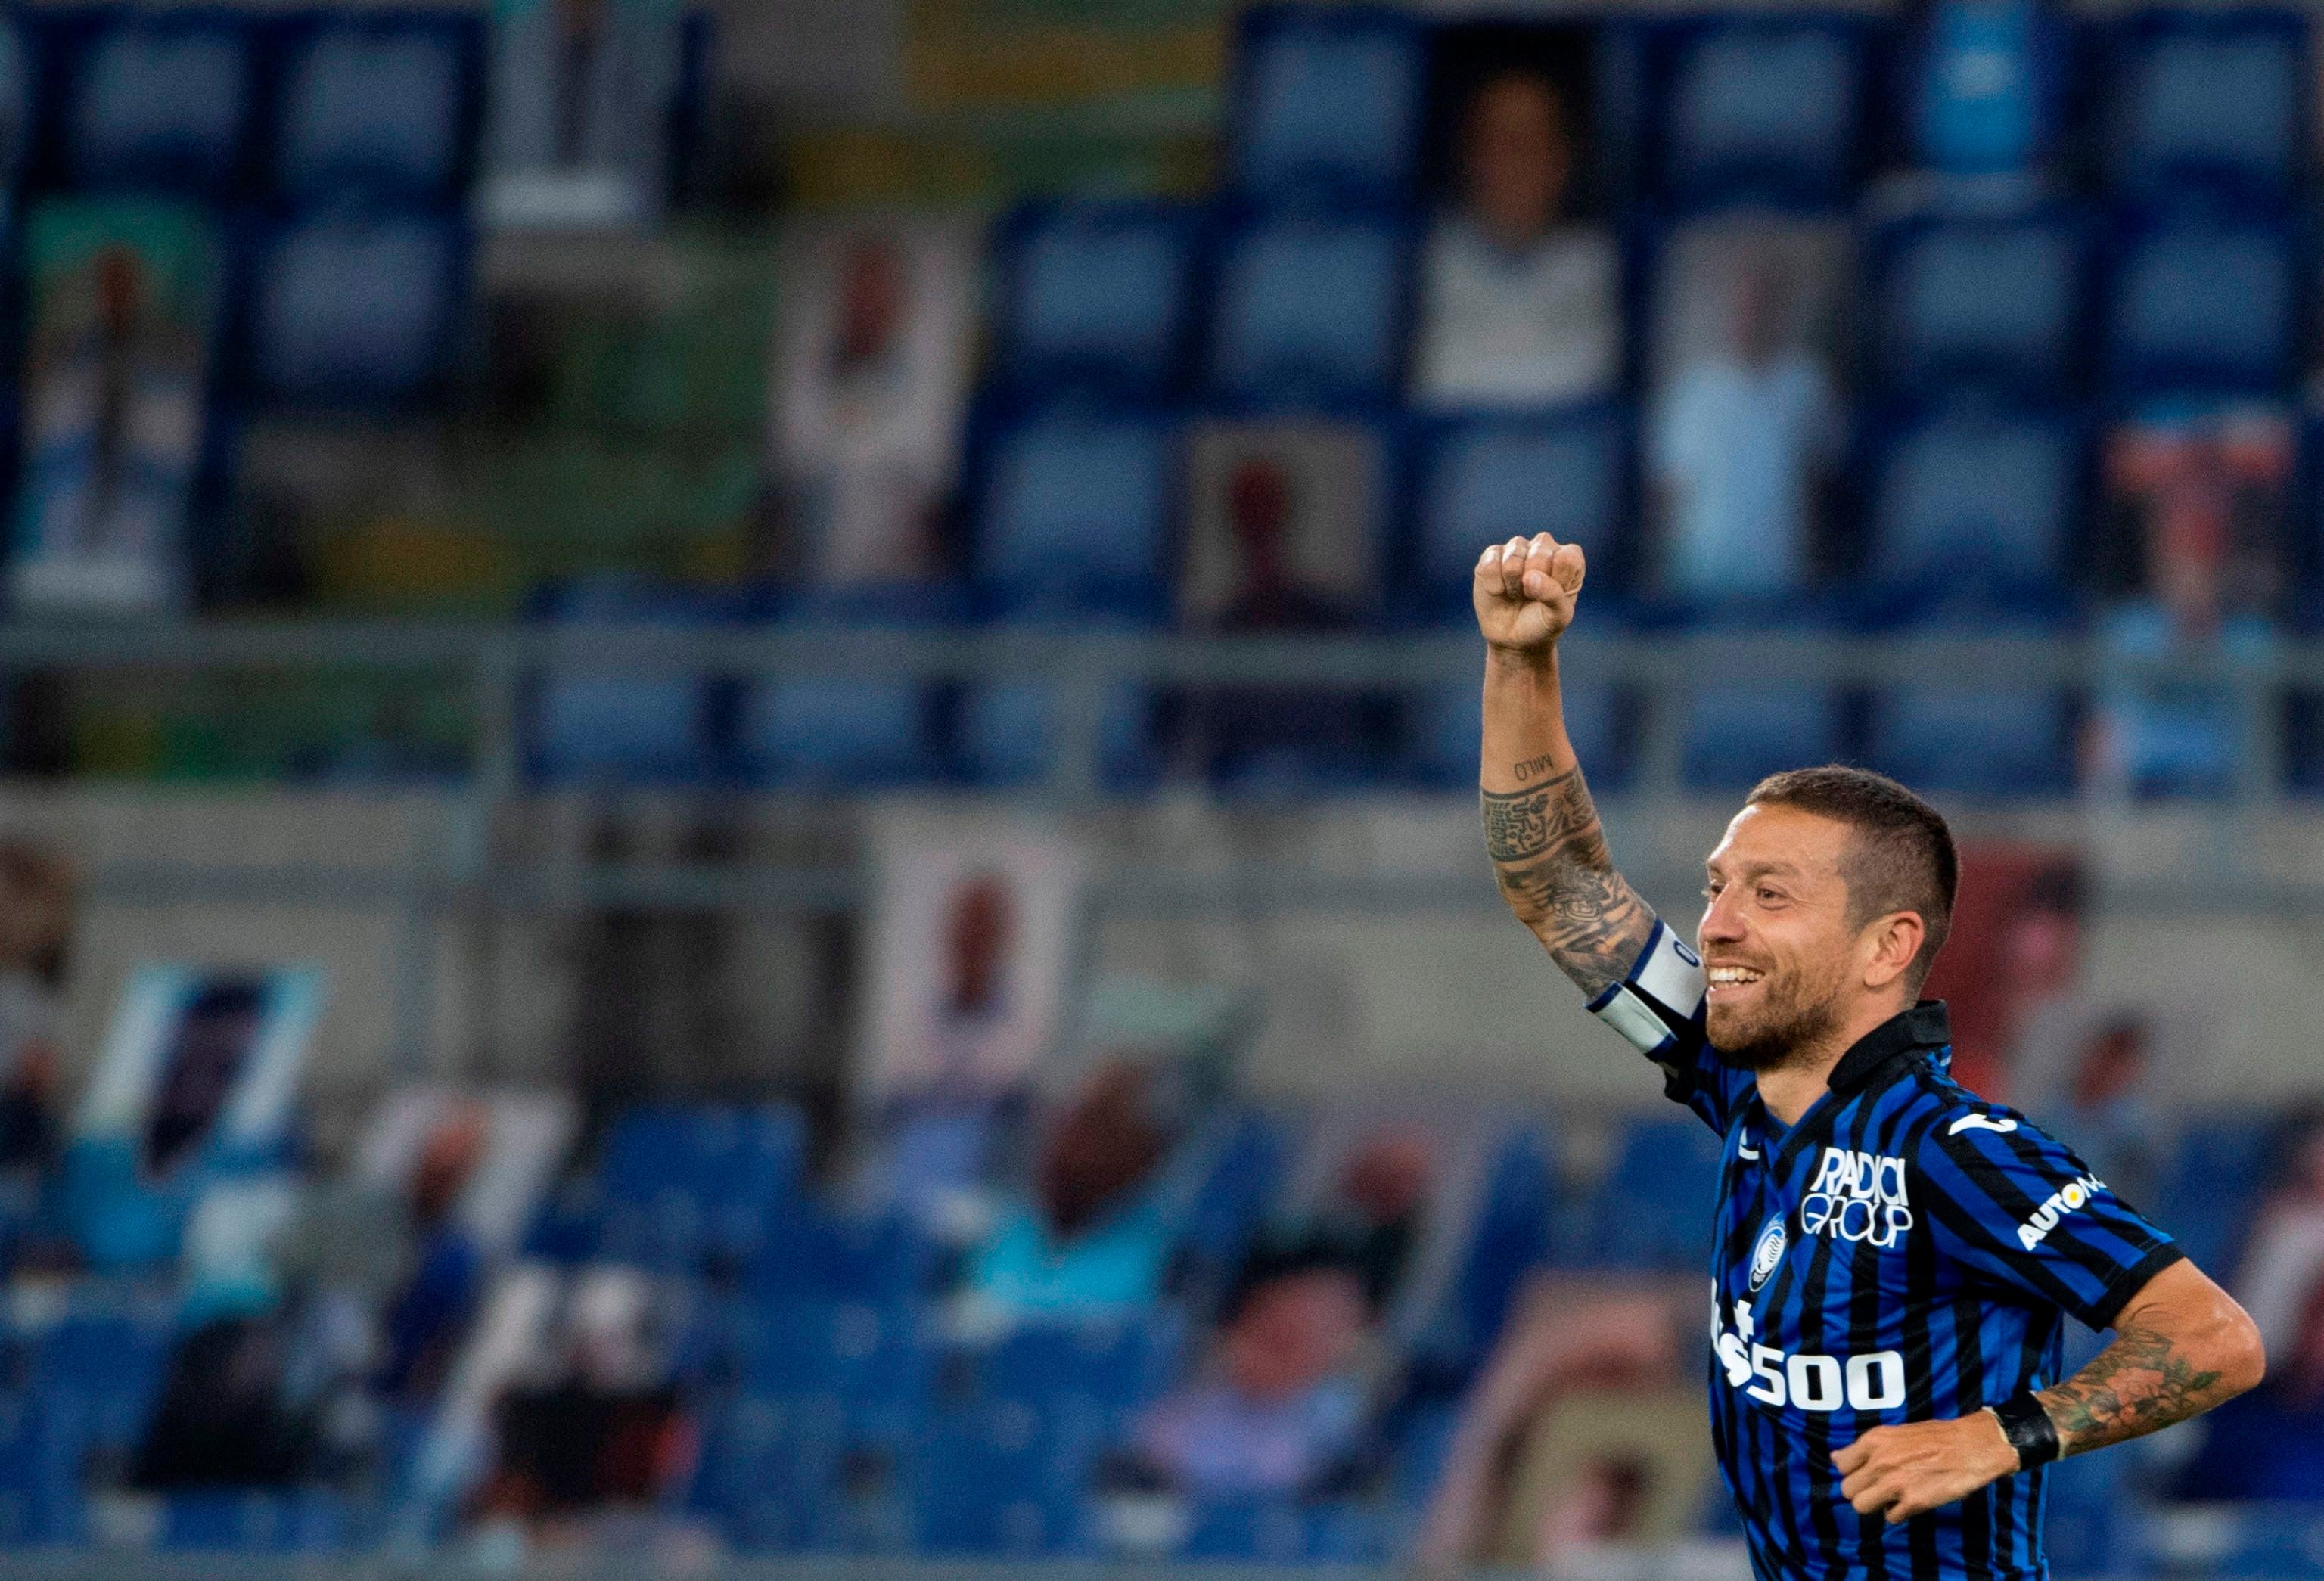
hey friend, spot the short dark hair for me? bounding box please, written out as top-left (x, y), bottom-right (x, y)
top-left (1745, 766), bottom-right (1959, 990)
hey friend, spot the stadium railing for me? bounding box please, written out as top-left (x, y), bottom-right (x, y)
top-left (13, 618), bottom-right (2324, 1081)
top-left (4, 617), bottom-right (2314, 800)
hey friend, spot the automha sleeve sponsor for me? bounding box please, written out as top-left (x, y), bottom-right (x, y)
top-left (1915, 1106), bottom-right (2185, 1330)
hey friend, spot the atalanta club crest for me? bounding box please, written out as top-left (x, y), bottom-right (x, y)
top-left (1749, 1214), bottom-right (1787, 1290)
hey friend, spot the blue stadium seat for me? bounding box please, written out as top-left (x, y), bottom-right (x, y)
top-left (531, 580), bottom-right (724, 784)
top-left (958, 663), bottom-right (1158, 790)
top-left (974, 409), bottom-right (1176, 615)
top-left (1681, 683), bottom-right (1844, 791)
top-left (519, 1176), bottom-right (608, 1265)
top-left (1866, 621), bottom-right (2075, 796)
top-left (755, 1204), bottom-right (934, 1312)
top-left (0, 16), bottom-right (33, 189)
top-left (2104, 9), bottom-right (2307, 202)
top-left (693, 1390), bottom-right (918, 1554)
top-left (1299, 1502), bottom-right (1396, 1564)
top-left (2095, 603), bottom-right (2278, 801)
top-left (161, 1490), bottom-right (351, 1555)
top-left (733, 672), bottom-right (940, 787)
top-left (68, 16), bottom-right (250, 194)
top-left (535, 674), bottom-right (716, 783)
top-left (0, 1391), bottom-right (79, 1546)
top-left (974, 1316), bottom-right (1185, 1412)
top-left (688, 1394), bottom-right (808, 1531)
top-left (1654, 17), bottom-right (1871, 205)
top-left (275, 17), bottom-right (479, 203)
top-left (996, 204), bottom-right (1201, 398)
top-left (2154, 1111), bottom-right (2276, 1275)
top-left (1869, 689), bottom-right (2071, 797)
top-left (1869, 211), bottom-right (2086, 396)
top-left (1207, 213), bottom-right (1408, 404)
top-left (1866, 408), bottom-right (2080, 600)
top-left (1911, 0), bottom-right (2055, 175)
top-left (0, 1194), bottom-right (23, 1287)
top-left (1592, 1117), bottom-right (1724, 1269)
top-left (597, 1107), bottom-right (701, 1204)
top-left (1412, 411), bottom-right (1628, 607)
top-left (733, 591), bottom-right (952, 787)
top-left (33, 1305), bottom-right (174, 1476)
top-left (1443, 1126), bottom-right (1555, 1367)
top-left (1179, 1499), bottom-right (1300, 1561)
top-left (797, 1486), bottom-right (918, 1558)
top-left (248, 214), bottom-right (467, 405)
top-left (595, 1104), bottom-right (803, 1269)
top-left (2108, 219), bottom-right (2298, 396)
top-left (715, 1398), bottom-right (893, 1551)
top-left (698, 1107), bottom-right (806, 1208)
top-left (2040, 1449), bottom-right (2133, 1579)
top-left (1175, 1498), bottom-right (1386, 1562)
top-left (1390, 1402), bottom-right (1462, 1505)
top-left (2294, 660), bottom-right (2324, 799)
top-left (2213, 1511), bottom-right (2324, 1579)
top-left (1406, 672), bottom-right (1626, 791)
top-left (1151, 1495), bottom-right (1390, 1563)
top-left (745, 1300), bottom-right (931, 1418)
top-left (1196, 693), bottom-right (1393, 797)
top-left (1230, 8), bottom-right (1425, 204)
top-left (1171, 1111), bottom-right (1291, 1307)
top-left (915, 1397), bottom-right (1103, 1558)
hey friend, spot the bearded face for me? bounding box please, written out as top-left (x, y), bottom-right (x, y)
top-left (1698, 804), bottom-right (1869, 1073)
top-left (1707, 942), bottom-right (1850, 1072)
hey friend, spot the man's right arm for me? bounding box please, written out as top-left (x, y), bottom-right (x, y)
top-left (1474, 533), bottom-right (1659, 999)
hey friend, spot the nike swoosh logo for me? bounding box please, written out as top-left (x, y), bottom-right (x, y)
top-left (1738, 1142), bottom-right (1761, 1160)
top-left (1948, 1114), bottom-right (2019, 1136)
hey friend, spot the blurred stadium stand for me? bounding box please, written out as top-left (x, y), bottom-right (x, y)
top-left (0, 1), bottom-right (2314, 1577)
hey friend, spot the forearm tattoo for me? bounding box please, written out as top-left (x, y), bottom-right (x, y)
top-left (2035, 1321), bottom-right (2229, 1458)
top-left (1481, 766), bottom-right (1654, 997)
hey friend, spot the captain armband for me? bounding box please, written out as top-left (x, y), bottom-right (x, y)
top-left (1586, 920), bottom-right (1707, 1058)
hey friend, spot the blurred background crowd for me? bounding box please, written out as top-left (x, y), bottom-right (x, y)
top-left (0, 1), bottom-right (2316, 1579)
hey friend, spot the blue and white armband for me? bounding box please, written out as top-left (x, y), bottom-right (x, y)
top-left (1584, 921), bottom-right (1707, 1058)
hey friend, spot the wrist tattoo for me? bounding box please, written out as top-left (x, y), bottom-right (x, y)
top-left (1512, 754), bottom-right (1559, 783)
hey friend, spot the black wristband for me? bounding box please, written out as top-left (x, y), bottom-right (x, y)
top-left (1990, 1392), bottom-right (2060, 1470)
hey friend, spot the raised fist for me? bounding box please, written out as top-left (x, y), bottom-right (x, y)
top-left (1473, 533), bottom-right (1587, 657)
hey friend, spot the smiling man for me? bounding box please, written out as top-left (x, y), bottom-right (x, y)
top-left (1474, 531), bottom-right (2264, 1579)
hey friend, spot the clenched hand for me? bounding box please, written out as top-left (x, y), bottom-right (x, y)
top-left (1832, 1412), bottom-right (2023, 1524)
top-left (1474, 533), bottom-right (1586, 659)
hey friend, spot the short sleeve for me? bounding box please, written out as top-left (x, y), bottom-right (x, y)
top-left (1587, 921), bottom-right (1748, 1136)
top-left (1916, 1109), bottom-right (2185, 1330)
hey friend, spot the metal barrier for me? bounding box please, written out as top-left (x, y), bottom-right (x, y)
top-left (18, 617), bottom-right (2324, 803)
top-left (16, 619), bottom-right (2324, 1076)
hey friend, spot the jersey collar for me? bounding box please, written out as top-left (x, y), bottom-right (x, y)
top-left (1825, 999), bottom-right (1952, 1095)
top-left (1762, 1000), bottom-right (1953, 1175)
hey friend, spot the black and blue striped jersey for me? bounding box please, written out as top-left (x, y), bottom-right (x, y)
top-left (1590, 922), bottom-right (2185, 1581)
